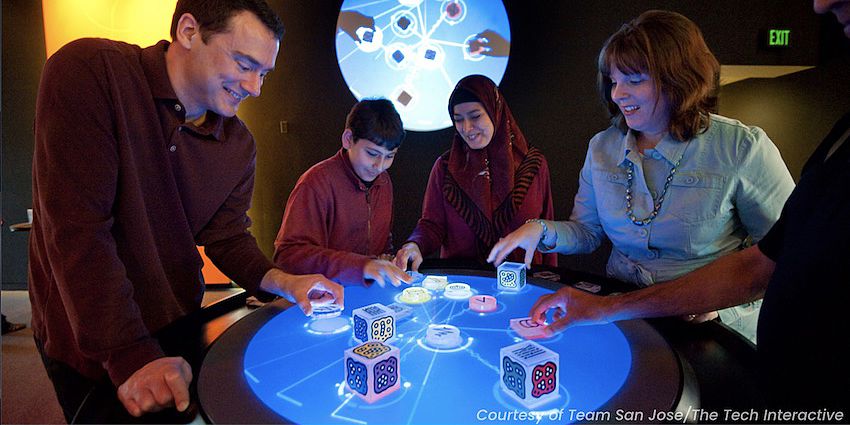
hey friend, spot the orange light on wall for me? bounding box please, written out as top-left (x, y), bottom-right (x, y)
top-left (42, 0), bottom-right (176, 57)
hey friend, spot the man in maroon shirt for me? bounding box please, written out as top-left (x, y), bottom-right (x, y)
top-left (29, 0), bottom-right (343, 421)
top-left (274, 99), bottom-right (411, 287)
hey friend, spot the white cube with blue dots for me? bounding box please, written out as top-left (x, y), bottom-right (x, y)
top-left (497, 261), bottom-right (526, 292)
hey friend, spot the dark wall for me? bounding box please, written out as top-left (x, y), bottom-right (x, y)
top-left (2, 1), bottom-right (46, 289)
top-left (2, 1), bottom-right (847, 288)
top-left (720, 14), bottom-right (850, 179)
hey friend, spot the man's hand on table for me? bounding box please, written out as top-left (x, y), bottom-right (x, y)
top-left (529, 285), bottom-right (613, 336)
top-left (260, 268), bottom-right (345, 316)
top-left (117, 356), bottom-right (192, 417)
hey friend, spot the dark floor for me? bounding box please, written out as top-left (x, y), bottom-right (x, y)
top-left (1, 290), bottom-right (65, 424)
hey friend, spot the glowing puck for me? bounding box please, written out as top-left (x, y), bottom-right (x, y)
top-left (399, 287), bottom-right (432, 304)
top-left (421, 275), bottom-right (449, 291)
top-left (311, 303), bottom-right (342, 319)
top-left (425, 324), bottom-right (462, 349)
top-left (469, 295), bottom-right (497, 312)
top-left (443, 283), bottom-right (472, 300)
top-left (308, 316), bottom-right (350, 334)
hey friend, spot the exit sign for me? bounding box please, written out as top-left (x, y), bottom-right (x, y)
top-left (766, 29), bottom-right (791, 47)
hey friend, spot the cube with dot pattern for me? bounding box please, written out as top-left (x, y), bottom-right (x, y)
top-left (344, 341), bottom-right (401, 403)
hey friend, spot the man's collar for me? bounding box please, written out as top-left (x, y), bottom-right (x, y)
top-left (141, 41), bottom-right (226, 141)
top-left (141, 41), bottom-right (177, 101)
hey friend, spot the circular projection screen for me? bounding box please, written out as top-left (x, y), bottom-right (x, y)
top-left (336, 0), bottom-right (511, 132)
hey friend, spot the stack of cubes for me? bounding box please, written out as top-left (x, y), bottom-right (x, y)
top-left (345, 303), bottom-right (401, 403)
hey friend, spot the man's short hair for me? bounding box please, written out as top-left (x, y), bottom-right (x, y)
top-left (170, 0), bottom-right (285, 43)
top-left (346, 99), bottom-right (406, 150)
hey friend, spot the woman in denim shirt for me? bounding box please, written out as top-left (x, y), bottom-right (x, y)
top-left (488, 10), bottom-right (794, 342)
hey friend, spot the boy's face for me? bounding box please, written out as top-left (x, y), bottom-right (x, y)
top-left (342, 129), bottom-right (398, 182)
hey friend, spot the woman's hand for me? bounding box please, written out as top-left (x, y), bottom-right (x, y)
top-left (487, 221), bottom-right (545, 268)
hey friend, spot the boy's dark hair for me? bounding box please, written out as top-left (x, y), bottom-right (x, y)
top-left (170, 0), bottom-right (285, 43)
top-left (346, 99), bottom-right (406, 150)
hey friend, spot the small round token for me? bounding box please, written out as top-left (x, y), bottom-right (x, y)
top-left (425, 324), bottom-right (462, 349)
top-left (469, 295), bottom-right (497, 312)
top-left (421, 275), bottom-right (449, 291)
top-left (307, 316), bottom-right (351, 334)
top-left (399, 287), bottom-right (432, 304)
top-left (311, 303), bottom-right (342, 319)
top-left (444, 283), bottom-right (472, 300)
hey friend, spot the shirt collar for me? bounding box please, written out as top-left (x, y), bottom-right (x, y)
top-left (620, 130), bottom-right (688, 166)
top-left (141, 40), bottom-right (226, 141)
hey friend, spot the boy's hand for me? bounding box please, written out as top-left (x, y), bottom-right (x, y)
top-left (364, 259), bottom-right (411, 287)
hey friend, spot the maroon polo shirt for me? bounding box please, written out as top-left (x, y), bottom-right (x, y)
top-left (29, 38), bottom-right (274, 386)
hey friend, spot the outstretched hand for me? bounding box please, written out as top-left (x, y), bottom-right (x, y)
top-left (394, 242), bottom-right (423, 272)
top-left (364, 259), bottom-right (412, 287)
top-left (469, 29), bottom-right (510, 57)
top-left (487, 221), bottom-right (544, 268)
top-left (529, 286), bottom-right (611, 337)
top-left (338, 11), bottom-right (375, 42)
top-left (261, 268), bottom-right (344, 316)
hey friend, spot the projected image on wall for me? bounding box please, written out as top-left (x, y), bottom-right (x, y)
top-left (336, 0), bottom-right (511, 132)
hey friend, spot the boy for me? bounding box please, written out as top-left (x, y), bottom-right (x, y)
top-left (274, 99), bottom-right (410, 287)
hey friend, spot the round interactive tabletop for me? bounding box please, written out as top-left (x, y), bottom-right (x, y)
top-left (198, 270), bottom-right (684, 424)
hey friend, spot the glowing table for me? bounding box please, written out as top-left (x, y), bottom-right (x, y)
top-left (197, 270), bottom-right (681, 424)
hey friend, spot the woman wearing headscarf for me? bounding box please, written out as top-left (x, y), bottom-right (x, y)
top-left (395, 74), bottom-right (557, 270)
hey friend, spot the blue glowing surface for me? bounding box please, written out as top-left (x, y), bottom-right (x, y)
top-left (243, 275), bottom-right (632, 424)
top-left (336, 0), bottom-right (511, 131)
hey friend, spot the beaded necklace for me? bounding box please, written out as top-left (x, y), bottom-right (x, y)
top-left (624, 149), bottom-right (685, 226)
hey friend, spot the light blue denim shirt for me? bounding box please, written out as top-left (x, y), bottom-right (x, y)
top-left (542, 114), bottom-right (795, 341)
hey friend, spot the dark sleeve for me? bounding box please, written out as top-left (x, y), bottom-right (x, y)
top-left (198, 147), bottom-right (275, 295)
top-left (32, 42), bottom-right (164, 386)
top-left (405, 158), bottom-right (447, 256)
top-left (757, 212), bottom-right (786, 262)
top-left (272, 174), bottom-right (370, 285)
top-left (537, 157), bottom-right (558, 267)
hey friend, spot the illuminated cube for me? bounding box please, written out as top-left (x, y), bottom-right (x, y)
top-left (500, 341), bottom-right (559, 409)
top-left (353, 303), bottom-right (396, 344)
top-left (497, 262), bottom-right (526, 292)
top-left (344, 341), bottom-right (401, 403)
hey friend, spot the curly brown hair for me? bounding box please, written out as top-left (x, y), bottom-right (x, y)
top-left (597, 10), bottom-right (720, 142)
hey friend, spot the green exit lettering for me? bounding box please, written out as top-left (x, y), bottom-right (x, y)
top-left (769, 29), bottom-right (790, 46)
